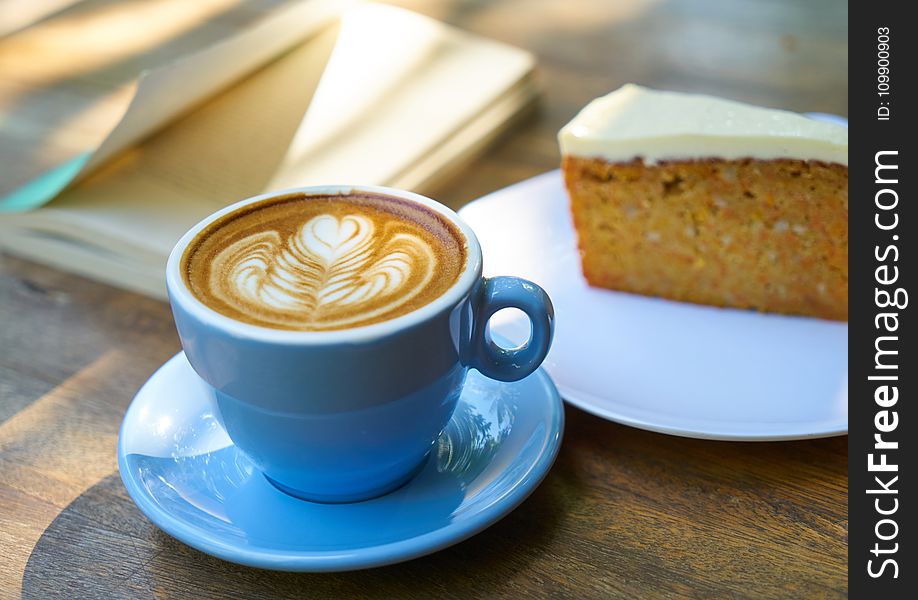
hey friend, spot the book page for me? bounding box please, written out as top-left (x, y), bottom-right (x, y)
top-left (78, 0), bottom-right (347, 178)
top-left (0, 0), bottom-right (344, 210)
top-left (42, 21), bottom-right (342, 254)
top-left (0, 0), bottom-right (82, 37)
top-left (41, 2), bottom-right (533, 235)
top-left (270, 4), bottom-right (535, 189)
top-left (0, 3), bottom-right (536, 298)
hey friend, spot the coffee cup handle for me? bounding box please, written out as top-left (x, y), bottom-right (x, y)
top-left (469, 276), bottom-right (555, 382)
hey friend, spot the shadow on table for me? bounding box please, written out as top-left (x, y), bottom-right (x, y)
top-left (22, 470), bottom-right (565, 600)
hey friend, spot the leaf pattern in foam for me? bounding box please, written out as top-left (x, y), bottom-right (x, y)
top-left (210, 214), bottom-right (437, 329)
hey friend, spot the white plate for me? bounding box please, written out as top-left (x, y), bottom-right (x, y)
top-left (459, 170), bottom-right (848, 441)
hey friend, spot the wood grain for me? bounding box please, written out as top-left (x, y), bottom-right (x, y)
top-left (1, 0), bottom-right (847, 598)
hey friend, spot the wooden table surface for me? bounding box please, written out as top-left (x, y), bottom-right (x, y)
top-left (0, 1), bottom-right (848, 598)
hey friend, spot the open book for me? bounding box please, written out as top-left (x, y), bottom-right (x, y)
top-left (0, 1), bottom-right (536, 297)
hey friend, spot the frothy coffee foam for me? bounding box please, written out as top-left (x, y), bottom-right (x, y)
top-left (182, 193), bottom-right (466, 331)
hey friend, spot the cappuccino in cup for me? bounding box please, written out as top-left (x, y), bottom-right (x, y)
top-left (167, 185), bottom-right (554, 502)
top-left (182, 192), bottom-right (467, 331)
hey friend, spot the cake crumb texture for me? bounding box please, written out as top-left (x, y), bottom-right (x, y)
top-left (562, 156), bottom-right (848, 320)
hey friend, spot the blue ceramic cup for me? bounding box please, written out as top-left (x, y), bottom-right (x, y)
top-left (166, 185), bottom-right (554, 502)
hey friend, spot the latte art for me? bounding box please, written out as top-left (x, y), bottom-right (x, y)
top-left (211, 215), bottom-right (436, 329)
top-left (182, 192), bottom-right (466, 331)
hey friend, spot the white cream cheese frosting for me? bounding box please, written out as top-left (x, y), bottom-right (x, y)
top-left (558, 84), bottom-right (848, 166)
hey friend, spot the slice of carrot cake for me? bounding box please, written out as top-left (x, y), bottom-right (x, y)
top-left (559, 84), bottom-right (848, 320)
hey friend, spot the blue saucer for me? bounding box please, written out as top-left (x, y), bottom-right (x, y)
top-left (118, 351), bottom-right (564, 572)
